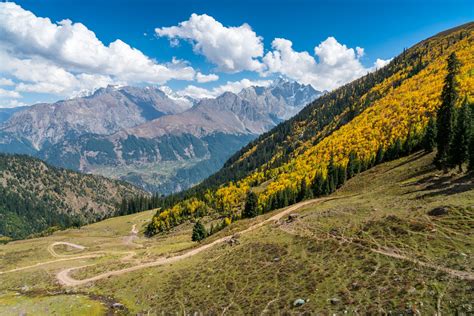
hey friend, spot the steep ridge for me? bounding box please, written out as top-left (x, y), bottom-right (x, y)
top-left (0, 85), bottom-right (188, 151)
top-left (2, 79), bottom-right (319, 194)
top-left (145, 22), bottom-right (473, 235)
top-left (0, 153), bottom-right (144, 240)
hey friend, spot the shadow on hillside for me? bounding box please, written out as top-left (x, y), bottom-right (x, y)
top-left (410, 172), bottom-right (474, 199)
top-left (385, 151), bottom-right (429, 174)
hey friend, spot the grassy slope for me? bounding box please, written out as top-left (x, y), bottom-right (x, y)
top-left (0, 154), bottom-right (145, 239)
top-left (0, 151), bottom-right (472, 314)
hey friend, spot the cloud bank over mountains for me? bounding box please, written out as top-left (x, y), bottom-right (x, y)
top-left (0, 2), bottom-right (390, 107)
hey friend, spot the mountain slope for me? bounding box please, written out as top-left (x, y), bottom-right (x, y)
top-left (0, 152), bottom-right (472, 314)
top-left (0, 85), bottom-right (189, 151)
top-left (0, 153), bottom-right (145, 240)
top-left (6, 79), bottom-right (320, 193)
top-left (0, 106), bottom-right (30, 124)
top-left (146, 22), bottom-right (473, 233)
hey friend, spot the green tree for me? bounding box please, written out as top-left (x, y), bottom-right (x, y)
top-left (191, 221), bottom-right (207, 242)
top-left (346, 151), bottom-right (358, 179)
top-left (422, 116), bottom-right (437, 152)
top-left (450, 97), bottom-right (471, 171)
top-left (469, 127), bottom-right (474, 172)
top-left (375, 146), bottom-right (384, 164)
top-left (297, 178), bottom-right (312, 201)
top-left (311, 173), bottom-right (324, 197)
top-left (242, 191), bottom-right (258, 218)
top-left (435, 52), bottom-right (460, 169)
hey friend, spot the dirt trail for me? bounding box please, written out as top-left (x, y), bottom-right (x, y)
top-left (123, 224), bottom-right (140, 245)
top-left (371, 248), bottom-right (474, 281)
top-left (279, 220), bottom-right (474, 281)
top-left (48, 242), bottom-right (86, 258)
top-left (56, 198), bottom-right (325, 287)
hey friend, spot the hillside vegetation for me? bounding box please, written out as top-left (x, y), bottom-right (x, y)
top-left (0, 151), bottom-right (472, 314)
top-left (0, 154), bottom-right (144, 239)
top-left (143, 22), bottom-right (473, 236)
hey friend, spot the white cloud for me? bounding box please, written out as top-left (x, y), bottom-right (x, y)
top-left (0, 88), bottom-right (21, 98)
top-left (0, 99), bottom-right (26, 109)
top-left (262, 36), bottom-right (391, 91)
top-left (196, 72), bottom-right (219, 83)
top-left (0, 2), bottom-right (196, 103)
top-left (373, 58), bottom-right (392, 70)
top-left (0, 78), bottom-right (14, 86)
top-left (177, 78), bottom-right (272, 99)
top-left (156, 14), bottom-right (264, 73)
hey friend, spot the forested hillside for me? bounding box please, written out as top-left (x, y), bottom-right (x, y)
top-left (138, 22), bottom-right (473, 236)
top-left (0, 154), bottom-right (145, 240)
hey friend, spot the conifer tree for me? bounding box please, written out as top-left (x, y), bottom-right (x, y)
top-left (337, 165), bottom-right (347, 188)
top-left (191, 221), bottom-right (207, 242)
top-left (242, 191), bottom-right (258, 218)
top-left (375, 146), bottom-right (384, 164)
top-left (435, 52), bottom-right (460, 169)
top-left (346, 151), bottom-right (358, 179)
top-left (422, 116), bottom-right (437, 152)
top-left (469, 128), bottom-right (474, 172)
top-left (311, 173), bottom-right (324, 196)
top-left (450, 97), bottom-right (471, 171)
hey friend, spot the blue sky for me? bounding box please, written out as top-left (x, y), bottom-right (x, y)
top-left (0, 0), bottom-right (472, 107)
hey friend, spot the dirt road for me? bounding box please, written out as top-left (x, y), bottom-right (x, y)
top-left (56, 198), bottom-right (325, 286)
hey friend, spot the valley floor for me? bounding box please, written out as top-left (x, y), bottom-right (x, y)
top-left (0, 152), bottom-right (472, 315)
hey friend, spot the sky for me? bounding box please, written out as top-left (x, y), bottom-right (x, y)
top-left (0, 0), bottom-right (472, 107)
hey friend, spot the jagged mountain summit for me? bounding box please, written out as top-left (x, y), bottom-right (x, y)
top-left (0, 78), bottom-right (321, 193)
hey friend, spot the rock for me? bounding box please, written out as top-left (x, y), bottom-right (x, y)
top-left (427, 206), bottom-right (449, 216)
top-left (112, 303), bottom-right (124, 309)
top-left (330, 297), bottom-right (340, 305)
top-left (293, 298), bottom-right (305, 307)
top-left (227, 235), bottom-right (240, 246)
top-left (287, 214), bottom-right (299, 222)
top-left (273, 257), bottom-right (280, 262)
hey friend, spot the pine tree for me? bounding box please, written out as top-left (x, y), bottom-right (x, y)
top-left (337, 165), bottom-right (347, 188)
top-left (450, 97), bottom-right (471, 171)
top-left (327, 154), bottom-right (336, 193)
top-left (242, 191), bottom-right (258, 218)
top-left (375, 146), bottom-right (384, 164)
top-left (422, 116), bottom-right (437, 152)
top-left (435, 52), bottom-right (460, 169)
top-left (311, 173), bottom-right (324, 197)
top-left (191, 221), bottom-right (207, 242)
top-left (346, 151), bottom-right (358, 179)
top-left (469, 127), bottom-right (474, 172)
top-left (298, 178), bottom-right (312, 201)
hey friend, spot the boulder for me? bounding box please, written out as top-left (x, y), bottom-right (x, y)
top-left (427, 206), bottom-right (449, 216)
top-left (293, 298), bottom-right (305, 307)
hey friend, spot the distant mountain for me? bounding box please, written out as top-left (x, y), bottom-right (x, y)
top-left (0, 106), bottom-right (30, 124)
top-left (0, 85), bottom-right (191, 150)
top-left (0, 79), bottom-right (321, 193)
top-left (0, 153), bottom-right (144, 240)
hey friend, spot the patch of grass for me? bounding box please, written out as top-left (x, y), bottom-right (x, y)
top-left (0, 292), bottom-right (105, 316)
top-left (1, 152), bottom-right (473, 314)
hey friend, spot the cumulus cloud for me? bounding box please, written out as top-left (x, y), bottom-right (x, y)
top-left (177, 78), bottom-right (272, 99)
top-left (196, 72), bottom-right (219, 83)
top-left (373, 58), bottom-right (392, 70)
top-left (0, 99), bottom-right (26, 109)
top-left (156, 14), bottom-right (264, 73)
top-left (0, 78), bottom-right (14, 86)
top-left (263, 36), bottom-right (391, 91)
top-left (0, 2), bottom-right (196, 103)
top-left (0, 88), bottom-right (21, 98)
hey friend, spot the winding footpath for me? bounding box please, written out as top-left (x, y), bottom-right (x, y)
top-left (2, 196), bottom-right (472, 286)
top-left (56, 198), bottom-right (323, 286)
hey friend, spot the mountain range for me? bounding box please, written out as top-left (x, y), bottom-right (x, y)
top-left (0, 78), bottom-right (321, 193)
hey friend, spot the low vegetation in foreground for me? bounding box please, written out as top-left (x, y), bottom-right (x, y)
top-left (0, 151), bottom-right (472, 314)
